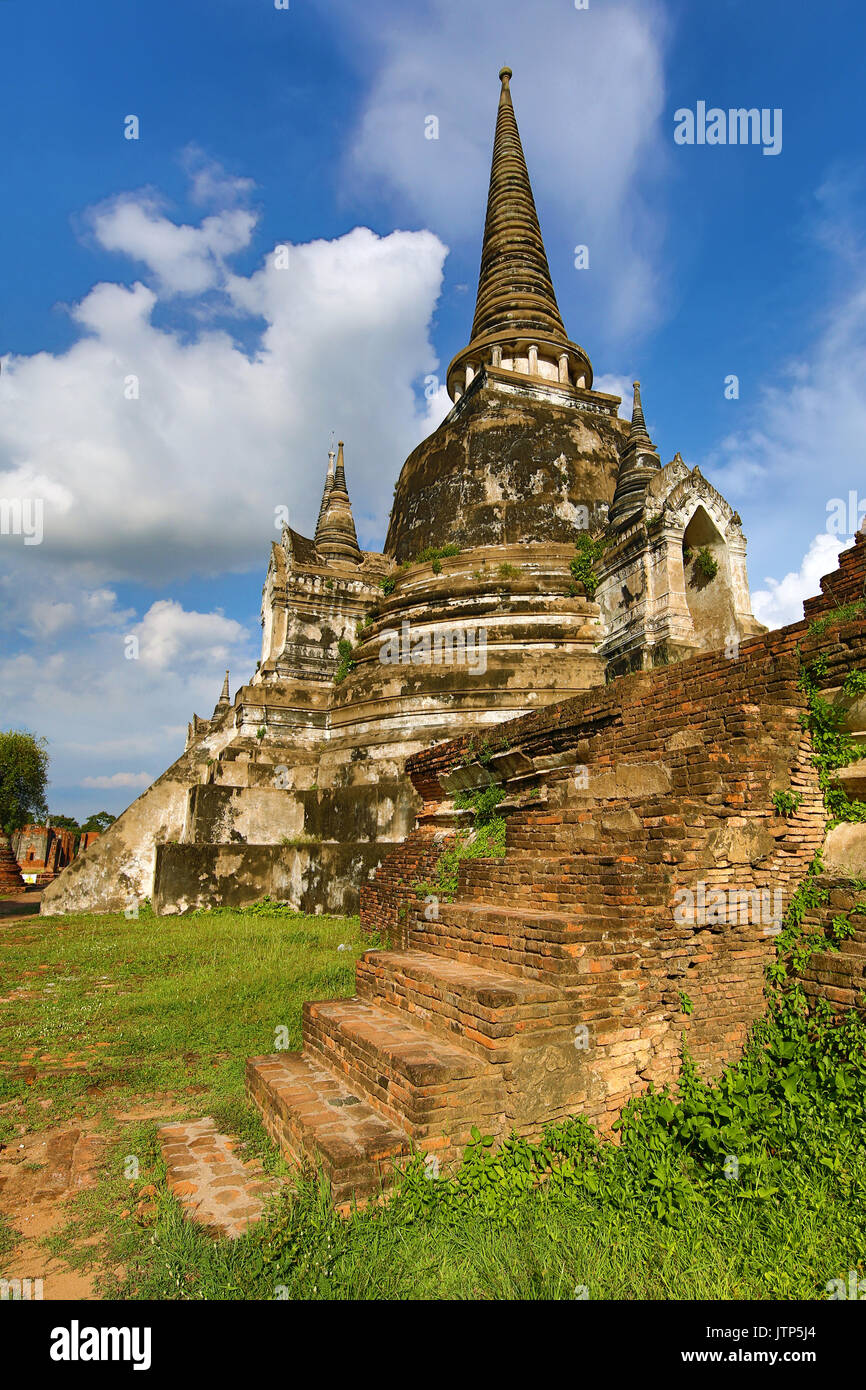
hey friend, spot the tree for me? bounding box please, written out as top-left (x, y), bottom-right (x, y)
top-left (0, 730), bottom-right (49, 833)
top-left (49, 814), bottom-right (81, 833)
top-left (80, 811), bottom-right (116, 835)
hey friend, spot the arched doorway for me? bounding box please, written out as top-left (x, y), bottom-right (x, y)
top-left (681, 506), bottom-right (737, 652)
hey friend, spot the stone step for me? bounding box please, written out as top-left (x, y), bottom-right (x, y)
top-left (158, 1116), bottom-right (278, 1239)
top-left (406, 900), bottom-right (608, 980)
top-left (355, 947), bottom-right (561, 1060)
top-left (245, 1053), bottom-right (411, 1204)
top-left (459, 850), bottom-right (653, 911)
top-left (302, 996), bottom-right (501, 1142)
top-left (831, 761), bottom-right (866, 798)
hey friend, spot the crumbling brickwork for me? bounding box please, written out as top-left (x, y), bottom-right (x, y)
top-left (245, 535), bottom-right (865, 1199)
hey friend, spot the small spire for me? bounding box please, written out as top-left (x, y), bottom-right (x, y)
top-left (211, 670), bottom-right (230, 720)
top-left (609, 379), bottom-right (661, 529)
top-left (316, 439), bottom-right (361, 564)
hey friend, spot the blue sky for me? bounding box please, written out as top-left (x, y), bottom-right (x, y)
top-left (1, 0), bottom-right (865, 818)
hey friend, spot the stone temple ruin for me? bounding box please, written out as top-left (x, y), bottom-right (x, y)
top-left (42, 67), bottom-right (764, 922)
top-left (38, 67), bottom-right (866, 1203)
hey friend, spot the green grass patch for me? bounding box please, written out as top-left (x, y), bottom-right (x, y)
top-left (0, 903), bottom-right (363, 1136)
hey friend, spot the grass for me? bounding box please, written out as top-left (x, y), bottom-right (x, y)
top-left (2, 903), bottom-right (865, 1300)
top-left (0, 903), bottom-right (362, 1132)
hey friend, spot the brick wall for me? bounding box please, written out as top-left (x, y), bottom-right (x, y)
top-left (359, 533), bottom-right (866, 1130)
top-left (359, 826), bottom-right (458, 944)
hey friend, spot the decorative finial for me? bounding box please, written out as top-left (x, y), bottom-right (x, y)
top-left (212, 669), bottom-right (230, 718)
top-left (630, 381), bottom-right (650, 439)
top-left (499, 66), bottom-right (512, 86)
top-left (333, 440), bottom-right (348, 494)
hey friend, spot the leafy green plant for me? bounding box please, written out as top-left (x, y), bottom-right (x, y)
top-left (380, 576), bottom-right (396, 595)
top-left (842, 668), bottom-right (866, 697)
top-left (797, 655), bottom-right (866, 824)
top-left (807, 598), bottom-right (866, 637)
top-left (334, 640), bottom-right (355, 685)
top-left (497, 562), bottom-right (520, 580)
top-left (694, 547), bottom-right (718, 581)
top-left (255, 726), bottom-right (266, 741)
top-left (772, 790), bottom-right (802, 817)
top-left (569, 534), bottom-right (608, 599)
top-left (454, 784), bottom-right (507, 823)
top-left (416, 816), bottom-right (506, 900)
top-left (406, 544), bottom-right (462, 570)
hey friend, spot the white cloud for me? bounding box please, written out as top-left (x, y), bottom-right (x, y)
top-left (751, 532), bottom-right (846, 630)
top-left (0, 222), bottom-right (447, 586)
top-left (133, 599), bottom-right (249, 670)
top-left (593, 373), bottom-right (634, 419)
top-left (181, 146), bottom-right (256, 208)
top-left (0, 582), bottom-right (256, 820)
top-left (82, 772), bottom-right (153, 790)
top-left (88, 195), bottom-right (257, 296)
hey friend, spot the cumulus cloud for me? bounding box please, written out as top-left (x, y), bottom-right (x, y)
top-left (133, 599), bottom-right (249, 669)
top-left (0, 222), bottom-right (447, 586)
top-left (751, 532), bottom-right (846, 630)
top-left (180, 146), bottom-right (257, 209)
top-left (0, 578), bottom-right (257, 820)
top-left (88, 195), bottom-right (258, 296)
top-left (82, 772), bottom-right (153, 790)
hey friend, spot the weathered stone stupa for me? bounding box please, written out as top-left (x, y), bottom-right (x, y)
top-left (42, 68), bottom-right (763, 920)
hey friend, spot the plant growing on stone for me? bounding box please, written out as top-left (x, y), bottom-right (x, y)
top-left (694, 547), bottom-right (718, 581)
top-left (807, 598), bottom-right (866, 637)
top-left (415, 543), bottom-right (461, 565)
top-left (334, 640), bottom-right (356, 685)
top-left (380, 576), bottom-right (396, 595)
top-left (797, 655), bottom-right (866, 824)
top-left (569, 534), bottom-right (607, 599)
top-left (772, 790), bottom-right (802, 817)
top-left (842, 668), bottom-right (866, 696)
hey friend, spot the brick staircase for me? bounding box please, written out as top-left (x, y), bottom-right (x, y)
top-left (247, 533), bottom-right (866, 1204)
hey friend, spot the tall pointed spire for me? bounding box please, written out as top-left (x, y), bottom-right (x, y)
top-left (446, 67), bottom-right (592, 401)
top-left (315, 447), bottom-right (336, 542)
top-left (315, 440), bottom-right (361, 564)
top-left (609, 381), bottom-right (661, 529)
